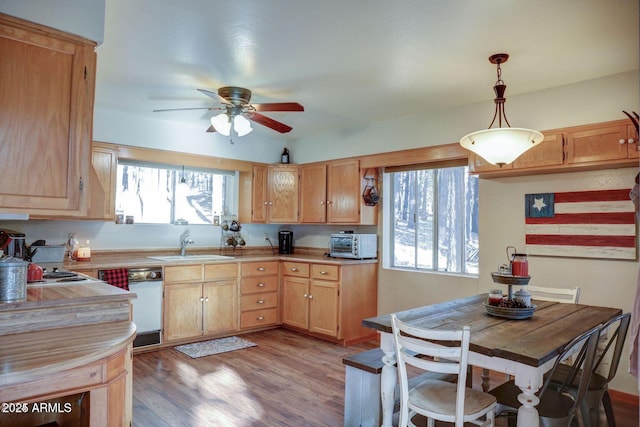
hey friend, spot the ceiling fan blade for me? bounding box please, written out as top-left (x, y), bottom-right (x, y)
top-left (206, 125), bottom-right (217, 133)
top-left (248, 112), bottom-right (293, 133)
top-left (197, 88), bottom-right (230, 104)
top-left (153, 107), bottom-right (220, 112)
top-left (251, 102), bottom-right (304, 112)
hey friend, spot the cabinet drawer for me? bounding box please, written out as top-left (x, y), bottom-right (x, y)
top-left (241, 261), bottom-right (279, 277)
top-left (240, 276), bottom-right (278, 294)
top-left (164, 265), bottom-right (202, 282)
top-left (281, 261), bottom-right (310, 278)
top-left (311, 264), bottom-right (339, 281)
top-left (241, 307), bottom-right (278, 329)
top-left (241, 291), bottom-right (278, 311)
top-left (204, 263), bottom-right (238, 280)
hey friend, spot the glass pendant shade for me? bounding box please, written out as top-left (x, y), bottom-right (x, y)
top-left (460, 53), bottom-right (543, 167)
top-left (233, 115), bottom-right (253, 136)
top-left (460, 127), bottom-right (543, 166)
top-left (211, 113), bottom-right (231, 136)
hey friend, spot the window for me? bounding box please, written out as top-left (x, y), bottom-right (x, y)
top-left (389, 166), bottom-right (478, 274)
top-left (115, 161), bottom-right (236, 225)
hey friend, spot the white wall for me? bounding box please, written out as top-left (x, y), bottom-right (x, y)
top-left (0, 0), bottom-right (105, 43)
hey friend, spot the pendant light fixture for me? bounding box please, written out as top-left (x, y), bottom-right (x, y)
top-left (460, 53), bottom-right (543, 167)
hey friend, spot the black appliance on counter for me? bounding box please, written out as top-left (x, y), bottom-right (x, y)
top-left (278, 230), bottom-right (293, 254)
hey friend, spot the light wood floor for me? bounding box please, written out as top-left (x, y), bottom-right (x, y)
top-left (132, 328), bottom-right (639, 426)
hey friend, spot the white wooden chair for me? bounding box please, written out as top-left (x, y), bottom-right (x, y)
top-left (390, 314), bottom-right (496, 427)
top-left (527, 285), bottom-right (581, 303)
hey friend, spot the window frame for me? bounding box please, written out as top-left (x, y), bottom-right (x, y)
top-left (383, 164), bottom-right (478, 276)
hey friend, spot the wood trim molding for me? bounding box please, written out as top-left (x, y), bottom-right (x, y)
top-left (101, 142), bottom-right (265, 172)
top-left (359, 143), bottom-right (469, 169)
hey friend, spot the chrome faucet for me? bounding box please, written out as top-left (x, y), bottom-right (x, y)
top-left (180, 238), bottom-right (194, 256)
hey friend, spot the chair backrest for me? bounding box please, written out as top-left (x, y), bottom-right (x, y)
top-left (527, 285), bottom-right (581, 303)
top-left (593, 312), bottom-right (631, 383)
top-left (390, 314), bottom-right (470, 427)
top-left (540, 324), bottom-right (600, 414)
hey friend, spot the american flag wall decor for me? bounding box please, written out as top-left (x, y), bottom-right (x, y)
top-left (525, 189), bottom-right (637, 260)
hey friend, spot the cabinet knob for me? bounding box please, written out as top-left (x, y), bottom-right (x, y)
top-left (308, 294), bottom-right (314, 299)
top-left (199, 297), bottom-right (204, 302)
top-left (327, 200), bottom-right (332, 204)
top-left (619, 138), bottom-right (627, 145)
top-left (257, 299), bottom-right (265, 304)
top-left (303, 293), bottom-right (308, 298)
top-left (257, 316), bottom-right (265, 321)
top-left (204, 297), bottom-right (209, 302)
top-left (629, 138), bottom-right (635, 144)
top-left (257, 267), bottom-right (266, 271)
top-left (291, 267), bottom-right (298, 272)
top-left (320, 201), bottom-right (325, 205)
top-left (257, 282), bottom-right (265, 287)
top-left (268, 201), bottom-right (273, 206)
top-left (264, 201), bottom-right (269, 205)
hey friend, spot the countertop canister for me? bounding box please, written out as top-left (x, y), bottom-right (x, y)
top-left (0, 256), bottom-right (28, 302)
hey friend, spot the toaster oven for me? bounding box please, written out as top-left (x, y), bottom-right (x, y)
top-left (329, 233), bottom-right (377, 259)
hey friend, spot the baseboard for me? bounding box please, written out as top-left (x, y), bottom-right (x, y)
top-left (609, 388), bottom-right (640, 406)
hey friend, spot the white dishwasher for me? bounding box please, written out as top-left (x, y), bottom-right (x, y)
top-left (99, 266), bottom-right (163, 348)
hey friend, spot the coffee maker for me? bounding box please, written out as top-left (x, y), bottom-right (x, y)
top-left (0, 228), bottom-right (25, 259)
top-left (278, 231), bottom-right (293, 254)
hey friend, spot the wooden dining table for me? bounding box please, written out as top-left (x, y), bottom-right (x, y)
top-left (362, 294), bottom-right (622, 427)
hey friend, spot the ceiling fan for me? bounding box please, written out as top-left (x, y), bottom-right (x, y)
top-left (153, 86), bottom-right (304, 138)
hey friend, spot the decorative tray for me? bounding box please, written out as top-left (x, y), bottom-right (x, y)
top-left (491, 272), bottom-right (531, 286)
top-left (482, 302), bottom-right (537, 320)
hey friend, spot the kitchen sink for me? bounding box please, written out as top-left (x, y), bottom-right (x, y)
top-left (147, 254), bottom-right (235, 262)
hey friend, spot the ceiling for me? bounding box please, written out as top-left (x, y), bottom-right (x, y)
top-left (95, 0), bottom-right (639, 142)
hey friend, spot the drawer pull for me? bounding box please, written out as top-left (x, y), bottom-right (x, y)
top-left (257, 267), bottom-right (266, 271)
top-left (257, 282), bottom-right (265, 287)
top-left (320, 271), bottom-right (328, 275)
top-left (290, 267), bottom-right (299, 272)
top-left (257, 299), bottom-right (265, 304)
top-left (257, 316), bottom-right (265, 321)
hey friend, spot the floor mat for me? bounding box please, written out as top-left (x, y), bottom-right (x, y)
top-left (175, 336), bottom-right (257, 358)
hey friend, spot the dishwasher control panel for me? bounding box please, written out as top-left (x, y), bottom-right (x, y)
top-left (128, 267), bottom-right (163, 282)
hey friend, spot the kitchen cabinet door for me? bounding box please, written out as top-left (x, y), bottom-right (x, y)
top-left (299, 163), bottom-right (327, 223)
top-left (327, 159), bottom-right (361, 223)
top-left (202, 280), bottom-right (238, 335)
top-left (308, 280), bottom-right (339, 337)
top-left (87, 143), bottom-right (118, 220)
top-left (566, 123), bottom-right (629, 164)
top-left (163, 282), bottom-right (203, 341)
top-left (267, 165), bottom-right (299, 223)
top-left (627, 124), bottom-right (639, 159)
top-left (512, 131), bottom-right (564, 169)
top-left (281, 276), bottom-right (309, 330)
top-left (251, 165), bottom-right (269, 222)
top-left (0, 14), bottom-right (95, 215)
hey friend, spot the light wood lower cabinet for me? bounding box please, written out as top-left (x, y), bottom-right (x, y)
top-left (163, 263), bottom-right (238, 342)
top-left (281, 261), bottom-right (378, 345)
top-left (240, 261), bottom-right (279, 329)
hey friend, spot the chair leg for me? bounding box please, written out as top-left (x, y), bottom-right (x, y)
top-left (601, 390), bottom-right (616, 427)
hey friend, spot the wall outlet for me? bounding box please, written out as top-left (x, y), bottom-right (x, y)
top-left (264, 233), bottom-right (270, 241)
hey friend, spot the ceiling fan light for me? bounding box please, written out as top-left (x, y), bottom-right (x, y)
top-left (460, 127), bottom-right (544, 166)
top-left (211, 113), bottom-right (231, 136)
top-left (233, 115), bottom-right (253, 136)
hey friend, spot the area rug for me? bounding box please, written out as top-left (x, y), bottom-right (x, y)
top-left (175, 336), bottom-right (257, 358)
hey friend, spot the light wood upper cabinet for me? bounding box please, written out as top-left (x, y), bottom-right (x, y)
top-left (299, 163), bottom-right (328, 223)
top-left (327, 159), bottom-right (361, 223)
top-left (566, 122), bottom-right (631, 164)
top-left (87, 143), bottom-right (118, 220)
top-left (249, 165), bottom-right (299, 223)
top-left (470, 119), bottom-right (639, 177)
top-left (0, 14), bottom-right (95, 216)
top-left (511, 130), bottom-right (564, 169)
